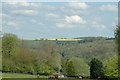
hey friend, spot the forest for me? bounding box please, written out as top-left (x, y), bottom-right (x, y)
top-left (1, 31), bottom-right (119, 79)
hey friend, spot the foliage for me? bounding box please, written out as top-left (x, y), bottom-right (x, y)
top-left (115, 26), bottom-right (120, 48)
top-left (39, 63), bottom-right (55, 75)
top-left (115, 26), bottom-right (120, 77)
top-left (104, 55), bottom-right (118, 77)
top-left (90, 58), bottom-right (104, 79)
top-left (70, 57), bottom-right (90, 76)
top-left (2, 33), bottom-right (117, 78)
top-left (65, 59), bottom-right (76, 76)
top-left (2, 33), bottom-right (19, 57)
top-left (2, 34), bottom-right (61, 75)
top-left (61, 57), bottom-right (89, 76)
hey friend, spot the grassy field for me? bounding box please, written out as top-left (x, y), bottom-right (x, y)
top-left (1, 73), bottom-right (85, 80)
top-left (2, 73), bottom-right (47, 78)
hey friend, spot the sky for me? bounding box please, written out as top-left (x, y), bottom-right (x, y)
top-left (1, 1), bottom-right (118, 39)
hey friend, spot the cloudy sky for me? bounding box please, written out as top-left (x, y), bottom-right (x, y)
top-left (2, 2), bottom-right (118, 39)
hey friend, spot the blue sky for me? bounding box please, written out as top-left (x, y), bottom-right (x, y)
top-left (2, 2), bottom-right (118, 39)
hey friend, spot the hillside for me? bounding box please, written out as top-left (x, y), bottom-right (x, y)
top-left (2, 35), bottom-right (117, 77)
top-left (23, 37), bottom-right (116, 63)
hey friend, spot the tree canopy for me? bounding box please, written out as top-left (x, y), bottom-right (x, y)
top-left (104, 55), bottom-right (118, 77)
top-left (115, 26), bottom-right (120, 77)
top-left (90, 58), bottom-right (104, 79)
top-left (65, 59), bottom-right (75, 76)
top-left (2, 33), bottom-right (19, 57)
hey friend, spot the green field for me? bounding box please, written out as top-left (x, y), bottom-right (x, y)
top-left (2, 73), bottom-right (48, 78)
top-left (1, 73), bottom-right (82, 80)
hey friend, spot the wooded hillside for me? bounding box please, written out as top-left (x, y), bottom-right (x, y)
top-left (1, 34), bottom-right (117, 77)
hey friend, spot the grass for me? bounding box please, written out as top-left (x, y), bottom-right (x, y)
top-left (1, 73), bottom-right (91, 80)
top-left (2, 73), bottom-right (47, 78)
top-left (1, 73), bottom-right (78, 80)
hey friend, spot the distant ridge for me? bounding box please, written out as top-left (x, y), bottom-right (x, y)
top-left (39, 38), bottom-right (82, 41)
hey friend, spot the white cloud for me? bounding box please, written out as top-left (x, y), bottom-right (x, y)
top-left (112, 22), bottom-right (116, 27)
top-left (3, 20), bottom-right (23, 30)
top-left (2, 13), bottom-right (12, 19)
top-left (0, 13), bottom-right (2, 19)
top-left (56, 22), bottom-right (76, 28)
top-left (111, 18), bottom-right (118, 29)
top-left (30, 3), bottom-right (41, 8)
top-left (56, 22), bottom-right (68, 28)
top-left (6, 1), bottom-right (41, 8)
top-left (31, 19), bottom-right (37, 23)
top-left (12, 9), bottom-right (38, 16)
top-left (4, 21), bottom-right (20, 30)
top-left (0, 13), bottom-right (2, 31)
top-left (19, 2), bottom-right (30, 6)
top-left (93, 24), bottom-right (106, 29)
top-left (46, 13), bottom-right (59, 18)
top-left (65, 15), bottom-right (86, 24)
top-left (68, 2), bottom-right (88, 10)
top-left (56, 15), bottom-right (86, 28)
top-left (7, 21), bottom-right (18, 26)
top-left (91, 21), bottom-right (106, 30)
top-left (30, 19), bottom-right (43, 25)
top-left (3, 2), bottom-right (42, 16)
top-left (99, 4), bottom-right (117, 12)
top-left (4, 0), bottom-right (38, 6)
top-left (91, 21), bottom-right (98, 25)
top-left (6, 1), bottom-right (30, 6)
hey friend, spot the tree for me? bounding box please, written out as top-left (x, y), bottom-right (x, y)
top-left (2, 33), bottom-right (20, 72)
top-left (70, 57), bottom-right (90, 76)
top-left (2, 33), bottom-right (19, 57)
top-left (115, 26), bottom-right (120, 77)
top-left (66, 59), bottom-right (76, 76)
top-left (39, 63), bottom-right (55, 75)
top-left (115, 26), bottom-right (120, 54)
top-left (90, 58), bottom-right (104, 79)
top-left (104, 55), bottom-right (118, 77)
